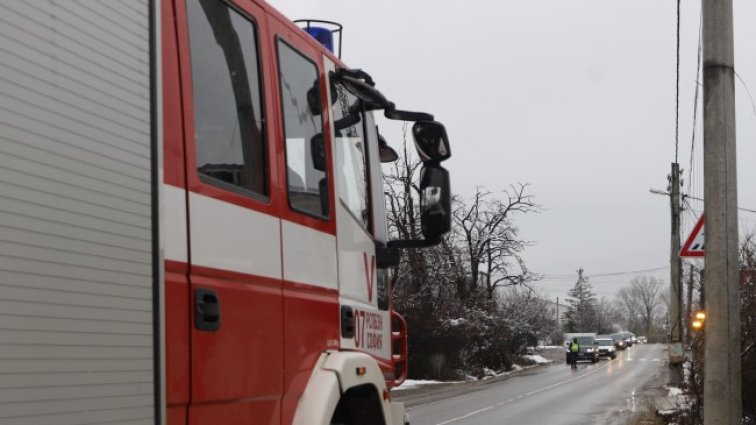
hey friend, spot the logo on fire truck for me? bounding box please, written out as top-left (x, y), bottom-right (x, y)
top-left (363, 252), bottom-right (375, 302)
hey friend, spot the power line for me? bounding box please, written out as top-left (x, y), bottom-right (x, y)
top-left (541, 266), bottom-right (668, 279)
top-left (674, 0), bottom-right (682, 155)
top-left (651, 189), bottom-right (756, 214)
top-left (684, 194), bottom-right (756, 214)
top-left (688, 10), bottom-right (702, 197)
top-left (734, 70), bottom-right (756, 121)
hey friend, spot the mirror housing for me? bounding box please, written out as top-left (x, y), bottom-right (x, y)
top-left (419, 165), bottom-right (451, 240)
top-left (412, 121), bottom-right (451, 163)
top-left (388, 165), bottom-right (451, 249)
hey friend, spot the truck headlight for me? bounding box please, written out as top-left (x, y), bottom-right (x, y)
top-left (586, 348), bottom-right (594, 353)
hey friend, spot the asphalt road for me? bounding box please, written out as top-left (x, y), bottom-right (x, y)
top-left (404, 343), bottom-right (667, 425)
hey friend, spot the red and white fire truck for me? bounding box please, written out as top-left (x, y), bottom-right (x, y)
top-left (0, 1), bottom-right (452, 424)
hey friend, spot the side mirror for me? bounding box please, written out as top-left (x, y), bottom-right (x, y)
top-left (387, 164), bottom-right (451, 250)
top-left (413, 121), bottom-right (451, 163)
top-left (419, 165), bottom-right (451, 241)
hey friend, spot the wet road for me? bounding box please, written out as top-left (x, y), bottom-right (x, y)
top-left (406, 343), bottom-right (666, 425)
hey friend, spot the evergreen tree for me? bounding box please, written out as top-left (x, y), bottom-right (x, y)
top-left (563, 268), bottom-right (598, 332)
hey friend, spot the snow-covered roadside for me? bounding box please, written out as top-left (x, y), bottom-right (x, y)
top-left (392, 356), bottom-right (553, 392)
top-left (656, 385), bottom-right (692, 416)
top-left (393, 379), bottom-right (455, 391)
top-left (521, 354), bottom-right (551, 364)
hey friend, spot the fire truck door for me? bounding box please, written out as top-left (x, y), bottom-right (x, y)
top-left (270, 20), bottom-right (341, 425)
top-left (177, 0), bottom-right (283, 424)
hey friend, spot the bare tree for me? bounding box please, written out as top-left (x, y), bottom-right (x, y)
top-left (739, 234), bottom-right (756, 420)
top-left (629, 276), bottom-right (663, 337)
top-left (453, 185), bottom-right (540, 299)
top-left (614, 286), bottom-right (640, 332)
top-left (595, 297), bottom-right (621, 335)
top-left (383, 130), bottom-right (550, 379)
top-left (613, 276), bottom-right (665, 337)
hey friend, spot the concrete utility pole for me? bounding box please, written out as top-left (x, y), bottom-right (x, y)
top-left (702, 0), bottom-right (741, 423)
top-left (556, 297), bottom-right (559, 327)
top-left (668, 162), bottom-right (683, 384)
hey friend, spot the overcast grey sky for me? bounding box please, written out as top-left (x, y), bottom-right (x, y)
top-left (269, 0), bottom-right (756, 300)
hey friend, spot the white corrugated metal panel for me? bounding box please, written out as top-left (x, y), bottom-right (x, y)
top-left (0, 1), bottom-right (156, 424)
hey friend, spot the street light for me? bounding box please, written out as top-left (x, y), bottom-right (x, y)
top-left (692, 310), bottom-right (706, 330)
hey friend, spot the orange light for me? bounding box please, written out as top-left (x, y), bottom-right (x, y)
top-left (692, 320), bottom-right (703, 329)
top-left (356, 367), bottom-right (367, 376)
top-left (695, 311), bottom-right (706, 321)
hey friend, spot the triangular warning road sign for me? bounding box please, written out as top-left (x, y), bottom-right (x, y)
top-left (680, 215), bottom-right (705, 257)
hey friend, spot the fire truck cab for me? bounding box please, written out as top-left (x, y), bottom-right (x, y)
top-left (0, 1), bottom-right (452, 425)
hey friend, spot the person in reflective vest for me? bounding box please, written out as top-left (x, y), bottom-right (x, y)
top-left (569, 338), bottom-right (580, 369)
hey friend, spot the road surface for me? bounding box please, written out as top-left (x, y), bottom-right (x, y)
top-left (402, 343), bottom-right (667, 425)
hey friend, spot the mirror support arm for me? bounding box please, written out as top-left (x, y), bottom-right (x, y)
top-left (386, 238), bottom-right (441, 249)
top-left (375, 242), bottom-right (400, 268)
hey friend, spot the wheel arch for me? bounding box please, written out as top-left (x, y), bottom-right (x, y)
top-left (292, 351), bottom-right (406, 425)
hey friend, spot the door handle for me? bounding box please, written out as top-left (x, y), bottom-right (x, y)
top-left (194, 288), bottom-right (221, 332)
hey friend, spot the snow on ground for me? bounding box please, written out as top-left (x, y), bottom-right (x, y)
top-left (521, 354), bottom-right (552, 364)
top-left (393, 356), bottom-right (552, 391)
top-left (656, 386), bottom-right (691, 416)
top-left (393, 379), bottom-right (453, 391)
top-left (447, 318), bottom-right (466, 326)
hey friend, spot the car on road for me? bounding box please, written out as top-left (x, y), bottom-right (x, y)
top-left (610, 333), bottom-right (627, 350)
top-left (594, 337), bottom-right (617, 359)
top-left (637, 336), bottom-right (648, 344)
top-left (617, 331), bottom-right (635, 347)
top-left (564, 335), bottom-right (600, 364)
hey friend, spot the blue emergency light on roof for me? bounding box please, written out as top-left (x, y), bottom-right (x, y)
top-left (303, 26), bottom-right (334, 53)
top-left (294, 19), bottom-right (343, 58)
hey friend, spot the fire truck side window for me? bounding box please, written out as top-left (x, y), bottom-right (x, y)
top-left (332, 82), bottom-right (370, 230)
top-left (186, 0), bottom-right (268, 198)
top-left (277, 40), bottom-right (329, 219)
